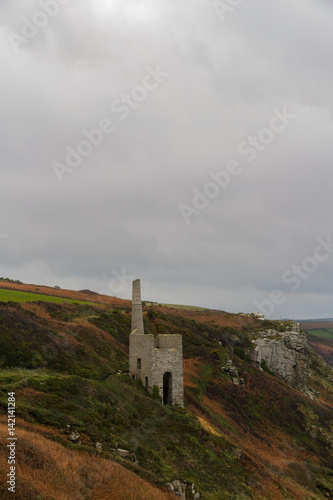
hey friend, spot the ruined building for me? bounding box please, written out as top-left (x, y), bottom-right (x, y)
top-left (129, 279), bottom-right (184, 407)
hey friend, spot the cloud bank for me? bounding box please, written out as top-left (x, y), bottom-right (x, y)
top-left (1, 0), bottom-right (333, 318)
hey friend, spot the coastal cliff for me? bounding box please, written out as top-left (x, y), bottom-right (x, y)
top-left (250, 322), bottom-right (316, 398)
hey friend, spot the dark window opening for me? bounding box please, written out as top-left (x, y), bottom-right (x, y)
top-left (131, 375), bottom-right (135, 380)
top-left (145, 376), bottom-right (148, 389)
top-left (163, 372), bottom-right (172, 406)
top-left (137, 358), bottom-right (141, 370)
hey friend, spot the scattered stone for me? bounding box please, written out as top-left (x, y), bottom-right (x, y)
top-left (95, 442), bottom-right (103, 451)
top-left (117, 448), bottom-right (130, 458)
top-left (168, 479), bottom-right (200, 499)
top-left (229, 367), bottom-right (238, 378)
top-left (68, 431), bottom-right (80, 443)
top-left (232, 378), bottom-right (239, 385)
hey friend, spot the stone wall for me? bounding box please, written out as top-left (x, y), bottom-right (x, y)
top-left (153, 335), bottom-right (184, 407)
top-left (129, 333), bottom-right (184, 406)
top-left (129, 333), bottom-right (154, 390)
top-left (155, 334), bottom-right (182, 350)
top-left (129, 279), bottom-right (184, 407)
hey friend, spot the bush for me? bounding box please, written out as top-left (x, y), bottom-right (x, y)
top-left (260, 359), bottom-right (275, 376)
top-left (152, 385), bottom-right (162, 403)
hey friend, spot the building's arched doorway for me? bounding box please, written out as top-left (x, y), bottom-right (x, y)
top-left (163, 372), bottom-right (172, 405)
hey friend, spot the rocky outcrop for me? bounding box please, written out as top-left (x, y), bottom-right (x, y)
top-left (250, 322), bottom-right (316, 398)
top-left (166, 480), bottom-right (200, 499)
top-left (220, 355), bottom-right (245, 385)
top-left (297, 404), bottom-right (333, 446)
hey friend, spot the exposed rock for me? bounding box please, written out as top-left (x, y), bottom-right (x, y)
top-left (297, 404), bottom-right (333, 446)
top-left (229, 367), bottom-right (239, 378)
top-left (249, 323), bottom-right (316, 397)
top-left (220, 356), bottom-right (242, 384)
top-left (169, 479), bottom-right (200, 499)
top-left (95, 442), bottom-right (103, 451)
top-left (68, 431), bottom-right (80, 443)
top-left (117, 448), bottom-right (130, 458)
top-left (172, 480), bottom-right (181, 490)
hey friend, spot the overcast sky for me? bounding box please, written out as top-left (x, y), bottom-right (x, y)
top-left (1, 0), bottom-right (333, 319)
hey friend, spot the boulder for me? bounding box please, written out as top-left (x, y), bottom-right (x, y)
top-left (117, 449), bottom-right (130, 458)
top-left (172, 480), bottom-right (181, 490)
top-left (229, 367), bottom-right (238, 378)
top-left (68, 431), bottom-right (80, 443)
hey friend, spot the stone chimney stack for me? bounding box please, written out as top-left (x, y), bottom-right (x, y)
top-left (131, 279), bottom-right (144, 334)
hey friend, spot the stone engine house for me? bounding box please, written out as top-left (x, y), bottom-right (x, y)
top-left (129, 279), bottom-right (184, 407)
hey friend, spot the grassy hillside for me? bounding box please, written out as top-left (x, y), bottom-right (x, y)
top-left (302, 321), bottom-right (333, 367)
top-left (0, 415), bottom-right (173, 500)
top-left (1, 289), bottom-right (333, 498)
top-left (307, 330), bottom-right (333, 340)
top-left (0, 288), bottom-right (95, 306)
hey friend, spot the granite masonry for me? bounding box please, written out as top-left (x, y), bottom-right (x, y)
top-left (129, 279), bottom-right (184, 407)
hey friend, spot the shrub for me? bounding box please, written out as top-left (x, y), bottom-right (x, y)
top-left (152, 385), bottom-right (162, 403)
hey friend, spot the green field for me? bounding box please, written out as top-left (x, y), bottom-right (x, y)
top-left (306, 329), bottom-right (333, 340)
top-left (0, 288), bottom-right (94, 306)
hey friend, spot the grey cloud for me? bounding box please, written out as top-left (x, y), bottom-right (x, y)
top-left (1, 0), bottom-right (333, 318)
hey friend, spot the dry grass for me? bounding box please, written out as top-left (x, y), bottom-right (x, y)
top-left (155, 306), bottom-right (255, 330)
top-left (201, 395), bottom-right (307, 472)
top-left (183, 358), bottom-right (203, 388)
top-left (302, 322), bottom-right (333, 330)
top-left (308, 339), bottom-right (333, 356)
top-left (186, 381), bottom-right (318, 500)
top-left (0, 417), bottom-right (172, 500)
top-left (197, 417), bottom-right (222, 437)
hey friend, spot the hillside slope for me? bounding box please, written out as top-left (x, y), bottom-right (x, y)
top-left (1, 285), bottom-right (333, 499)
